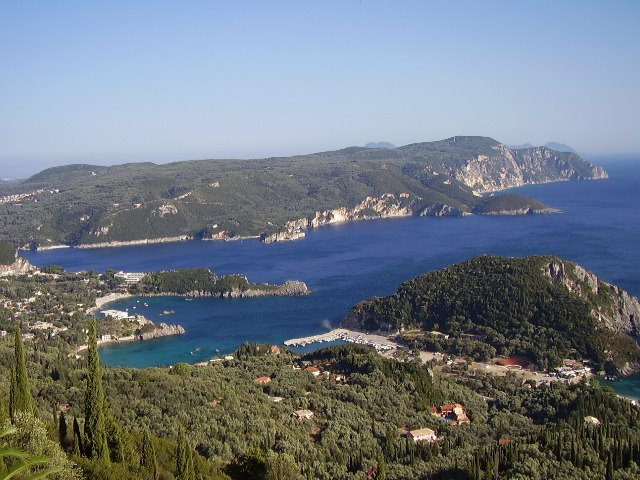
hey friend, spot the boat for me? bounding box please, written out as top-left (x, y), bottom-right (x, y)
top-left (185, 298), bottom-right (193, 301)
top-left (159, 310), bottom-right (175, 316)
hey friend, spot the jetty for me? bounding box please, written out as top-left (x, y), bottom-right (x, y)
top-left (284, 328), bottom-right (399, 353)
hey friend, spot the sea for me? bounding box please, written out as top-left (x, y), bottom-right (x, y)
top-left (23, 158), bottom-right (640, 397)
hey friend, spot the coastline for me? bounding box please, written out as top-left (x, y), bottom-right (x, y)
top-left (21, 175), bottom-right (593, 251)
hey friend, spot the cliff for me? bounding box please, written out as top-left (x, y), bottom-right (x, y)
top-left (138, 323), bottom-right (185, 340)
top-left (0, 257), bottom-right (36, 277)
top-left (544, 260), bottom-right (640, 335)
top-left (453, 144), bottom-right (607, 193)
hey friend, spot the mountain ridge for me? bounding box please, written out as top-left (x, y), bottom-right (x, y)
top-left (0, 136), bottom-right (607, 248)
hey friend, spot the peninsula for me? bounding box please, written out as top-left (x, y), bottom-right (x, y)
top-left (0, 136), bottom-right (606, 249)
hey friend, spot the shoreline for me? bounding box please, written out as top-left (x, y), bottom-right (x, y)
top-left (21, 178), bottom-right (586, 252)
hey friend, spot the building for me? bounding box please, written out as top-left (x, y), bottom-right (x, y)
top-left (407, 428), bottom-right (438, 443)
top-left (114, 271), bottom-right (145, 285)
top-left (292, 409), bottom-right (314, 420)
top-left (270, 345), bottom-right (282, 355)
top-left (584, 416), bottom-right (601, 426)
top-left (304, 366), bottom-right (321, 377)
top-left (100, 334), bottom-right (112, 342)
top-left (431, 403), bottom-right (471, 425)
top-left (254, 376), bottom-right (272, 385)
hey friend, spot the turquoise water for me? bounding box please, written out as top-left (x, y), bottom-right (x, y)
top-left (24, 159), bottom-right (640, 398)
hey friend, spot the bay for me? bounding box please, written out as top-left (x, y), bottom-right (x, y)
top-left (23, 158), bottom-right (640, 399)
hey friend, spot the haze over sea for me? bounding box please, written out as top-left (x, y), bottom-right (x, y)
top-left (24, 159), bottom-right (640, 396)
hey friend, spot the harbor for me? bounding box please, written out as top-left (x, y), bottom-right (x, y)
top-left (284, 328), bottom-right (400, 352)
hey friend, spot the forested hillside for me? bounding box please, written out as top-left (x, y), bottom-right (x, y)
top-left (344, 255), bottom-right (640, 374)
top-left (0, 137), bottom-right (606, 248)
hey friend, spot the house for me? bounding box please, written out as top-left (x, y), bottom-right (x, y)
top-left (254, 376), bottom-right (272, 385)
top-left (270, 345), bottom-right (282, 355)
top-left (498, 438), bottom-right (512, 445)
top-left (431, 403), bottom-right (471, 425)
top-left (292, 409), bottom-right (314, 420)
top-left (304, 366), bottom-right (321, 377)
top-left (269, 396), bottom-right (284, 403)
top-left (100, 334), bottom-right (112, 342)
top-left (407, 428), bottom-right (438, 443)
top-left (584, 416), bottom-right (601, 426)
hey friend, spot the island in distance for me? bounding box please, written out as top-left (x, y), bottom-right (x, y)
top-left (0, 136), bottom-right (607, 250)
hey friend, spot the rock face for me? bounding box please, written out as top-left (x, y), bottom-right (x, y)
top-left (418, 204), bottom-right (467, 217)
top-left (0, 257), bottom-right (35, 276)
top-left (453, 145), bottom-right (607, 193)
top-left (544, 260), bottom-right (640, 335)
top-left (262, 193), bottom-right (418, 243)
top-left (138, 323), bottom-right (185, 340)
top-left (77, 235), bottom-right (192, 249)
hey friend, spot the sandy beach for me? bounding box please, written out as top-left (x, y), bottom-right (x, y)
top-left (87, 292), bottom-right (134, 314)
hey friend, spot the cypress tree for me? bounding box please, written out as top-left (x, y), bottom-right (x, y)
top-left (59, 411), bottom-right (68, 449)
top-left (141, 427), bottom-right (158, 479)
top-left (176, 426), bottom-right (195, 480)
top-left (83, 320), bottom-right (110, 461)
top-left (73, 416), bottom-right (83, 456)
top-left (9, 321), bottom-right (33, 419)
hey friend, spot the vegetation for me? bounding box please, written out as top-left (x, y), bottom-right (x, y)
top-left (0, 255), bottom-right (638, 478)
top-left (138, 269), bottom-right (282, 296)
top-left (346, 255), bottom-right (640, 373)
top-left (0, 137), bottom-right (602, 247)
top-left (0, 242), bottom-right (14, 265)
top-left (473, 193), bottom-right (550, 214)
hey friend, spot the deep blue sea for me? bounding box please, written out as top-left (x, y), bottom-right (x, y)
top-left (23, 159), bottom-right (640, 397)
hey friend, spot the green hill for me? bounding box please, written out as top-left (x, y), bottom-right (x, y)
top-left (473, 193), bottom-right (554, 214)
top-left (343, 255), bottom-right (640, 374)
top-left (0, 136), bottom-right (606, 247)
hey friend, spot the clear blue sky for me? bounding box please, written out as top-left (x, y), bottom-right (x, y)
top-left (1, 1), bottom-right (639, 176)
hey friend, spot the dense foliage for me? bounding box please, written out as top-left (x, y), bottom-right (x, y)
top-left (0, 241), bottom-right (15, 265)
top-left (472, 193), bottom-right (549, 214)
top-left (346, 255), bottom-right (640, 373)
top-left (1, 334), bottom-right (640, 479)
top-left (138, 269), bottom-right (281, 296)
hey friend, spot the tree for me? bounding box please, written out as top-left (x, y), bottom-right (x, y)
top-left (4, 412), bottom-right (78, 479)
top-left (58, 413), bottom-right (68, 450)
top-left (83, 320), bottom-right (109, 461)
top-left (140, 428), bottom-right (158, 479)
top-left (9, 321), bottom-right (33, 420)
top-left (176, 426), bottom-right (195, 480)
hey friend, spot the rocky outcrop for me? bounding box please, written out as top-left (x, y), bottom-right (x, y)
top-left (261, 193), bottom-right (418, 243)
top-left (139, 280), bottom-right (310, 298)
top-left (0, 257), bottom-right (36, 277)
top-left (77, 235), bottom-right (193, 249)
top-left (215, 281), bottom-right (310, 298)
top-left (545, 260), bottom-right (640, 335)
top-left (418, 204), bottom-right (468, 217)
top-left (453, 145), bottom-right (608, 193)
top-left (476, 207), bottom-right (561, 216)
top-left (138, 323), bottom-right (185, 340)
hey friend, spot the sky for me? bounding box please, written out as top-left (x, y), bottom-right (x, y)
top-left (1, 1), bottom-right (639, 177)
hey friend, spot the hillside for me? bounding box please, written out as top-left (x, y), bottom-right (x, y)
top-left (343, 255), bottom-right (640, 375)
top-left (0, 136), bottom-right (607, 248)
